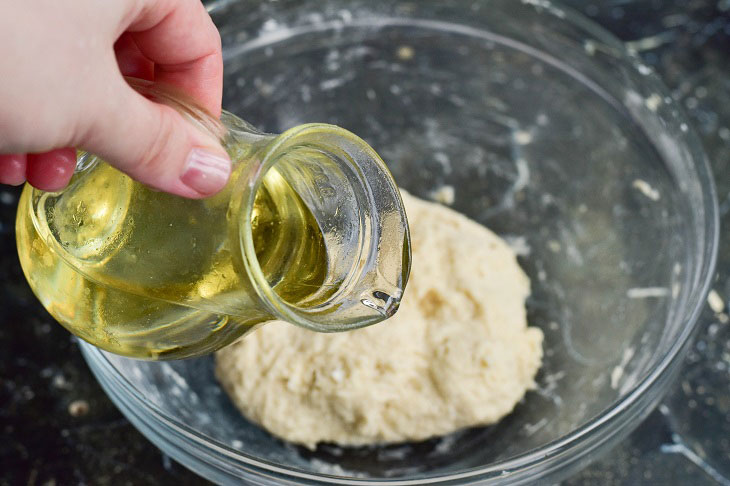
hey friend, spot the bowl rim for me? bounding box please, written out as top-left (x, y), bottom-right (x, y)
top-left (81, 1), bottom-right (720, 484)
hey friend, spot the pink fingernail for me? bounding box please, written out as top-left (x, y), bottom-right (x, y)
top-left (181, 148), bottom-right (230, 196)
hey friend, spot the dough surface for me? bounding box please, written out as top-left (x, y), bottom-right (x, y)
top-left (216, 192), bottom-right (543, 449)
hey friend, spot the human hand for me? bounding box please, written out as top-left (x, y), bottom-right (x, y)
top-left (0, 0), bottom-right (230, 198)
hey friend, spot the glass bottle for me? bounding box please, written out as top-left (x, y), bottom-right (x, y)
top-left (16, 78), bottom-right (411, 360)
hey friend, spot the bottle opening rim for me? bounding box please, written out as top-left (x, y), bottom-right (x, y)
top-left (238, 123), bottom-right (410, 332)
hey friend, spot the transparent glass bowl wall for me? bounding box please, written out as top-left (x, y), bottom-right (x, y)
top-left (80, 0), bottom-right (718, 484)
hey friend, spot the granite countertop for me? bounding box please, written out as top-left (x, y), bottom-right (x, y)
top-left (2, 1), bottom-right (730, 484)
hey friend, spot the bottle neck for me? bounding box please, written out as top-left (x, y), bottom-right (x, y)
top-left (235, 123), bottom-right (411, 332)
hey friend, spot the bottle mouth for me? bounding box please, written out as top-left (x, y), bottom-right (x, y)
top-left (238, 123), bottom-right (411, 332)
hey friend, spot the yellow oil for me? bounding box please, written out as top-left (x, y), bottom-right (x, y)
top-left (16, 158), bottom-right (330, 359)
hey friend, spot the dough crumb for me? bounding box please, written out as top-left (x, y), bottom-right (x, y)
top-left (707, 289), bottom-right (725, 314)
top-left (396, 45), bottom-right (415, 61)
top-left (216, 191), bottom-right (544, 449)
top-left (67, 399), bottom-right (89, 417)
top-left (632, 179), bottom-right (661, 201)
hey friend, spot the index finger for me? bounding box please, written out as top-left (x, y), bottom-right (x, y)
top-left (123, 0), bottom-right (223, 116)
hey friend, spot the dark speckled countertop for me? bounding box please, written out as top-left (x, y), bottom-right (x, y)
top-left (2, 1), bottom-right (730, 484)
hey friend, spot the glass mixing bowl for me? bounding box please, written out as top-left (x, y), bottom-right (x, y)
top-left (80, 0), bottom-right (719, 484)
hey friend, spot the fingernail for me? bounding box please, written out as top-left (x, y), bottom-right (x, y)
top-left (181, 148), bottom-right (230, 196)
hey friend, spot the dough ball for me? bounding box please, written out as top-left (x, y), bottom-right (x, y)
top-left (216, 191), bottom-right (543, 449)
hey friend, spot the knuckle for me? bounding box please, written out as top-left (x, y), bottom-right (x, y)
top-left (133, 109), bottom-right (178, 178)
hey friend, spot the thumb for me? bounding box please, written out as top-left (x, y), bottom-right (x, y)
top-left (79, 78), bottom-right (230, 199)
